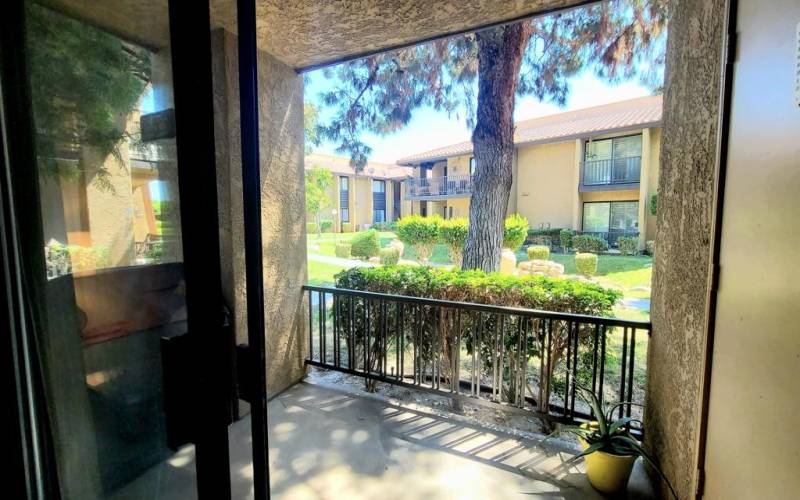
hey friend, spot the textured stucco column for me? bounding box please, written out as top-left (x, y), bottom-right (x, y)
top-left (212, 29), bottom-right (307, 398)
top-left (645, 0), bottom-right (726, 498)
top-left (571, 139), bottom-right (582, 230)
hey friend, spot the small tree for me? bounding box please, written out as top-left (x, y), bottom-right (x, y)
top-left (397, 215), bottom-right (441, 263)
top-left (304, 166), bottom-right (333, 238)
top-left (503, 214), bottom-right (529, 251)
top-left (439, 217), bottom-right (469, 267)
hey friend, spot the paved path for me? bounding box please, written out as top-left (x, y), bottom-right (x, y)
top-left (307, 252), bottom-right (375, 268)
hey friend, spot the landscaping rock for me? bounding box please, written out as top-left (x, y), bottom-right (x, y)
top-left (500, 249), bottom-right (517, 275)
top-left (517, 259), bottom-right (565, 277)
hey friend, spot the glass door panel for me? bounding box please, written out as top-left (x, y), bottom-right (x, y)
top-left (14, 1), bottom-right (232, 498)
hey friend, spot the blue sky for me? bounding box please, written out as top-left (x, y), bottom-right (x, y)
top-left (305, 69), bottom-right (656, 164)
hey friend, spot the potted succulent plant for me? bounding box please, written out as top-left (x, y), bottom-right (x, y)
top-left (558, 385), bottom-right (677, 499)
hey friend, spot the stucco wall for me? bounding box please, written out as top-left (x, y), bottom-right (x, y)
top-left (645, 0), bottom-right (727, 497)
top-left (212, 29), bottom-right (307, 398)
top-left (353, 176), bottom-right (373, 229)
top-left (644, 128), bottom-right (661, 242)
top-left (515, 141), bottom-right (576, 229)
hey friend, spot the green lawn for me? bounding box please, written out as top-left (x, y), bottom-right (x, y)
top-left (307, 260), bottom-right (349, 286)
top-left (306, 233), bottom-right (653, 320)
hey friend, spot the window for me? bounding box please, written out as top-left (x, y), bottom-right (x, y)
top-left (583, 135), bottom-right (643, 185)
top-left (582, 201), bottom-right (639, 233)
top-left (469, 157), bottom-right (476, 175)
top-left (372, 180), bottom-right (386, 223)
top-left (339, 176), bottom-right (349, 222)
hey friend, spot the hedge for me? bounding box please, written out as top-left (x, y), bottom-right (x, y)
top-left (504, 214), bottom-right (529, 251)
top-left (334, 265), bottom-right (620, 400)
top-left (319, 219), bottom-right (333, 233)
top-left (573, 234), bottom-right (608, 253)
top-left (527, 245), bottom-right (550, 261)
top-left (306, 222), bottom-right (317, 234)
top-left (575, 253), bottom-right (598, 277)
top-left (350, 229), bottom-right (380, 259)
top-left (335, 243), bottom-right (351, 258)
top-left (439, 217), bottom-right (468, 267)
top-left (341, 222), bottom-right (352, 233)
top-left (379, 247), bottom-right (400, 266)
top-left (335, 265), bottom-right (620, 315)
top-left (397, 214), bottom-right (441, 262)
top-left (617, 236), bottom-right (638, 256)
top-left (527, 228), bottom-right (564, 247)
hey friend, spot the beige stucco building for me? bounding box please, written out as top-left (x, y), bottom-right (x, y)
top-left (304, 153), bottom-right (411, 232)
top-left (398, 95), bottom-right (662, 250)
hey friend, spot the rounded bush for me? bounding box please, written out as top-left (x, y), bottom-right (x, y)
top-left (397, 215), bottom-right (441, 262)
top-left (379, 247), bottom-right (400, 266)
top-left (335, 243), bottom-right (352, 259)
top-left (319, 219), bottom-right (333, 233)
top-left (527, 245), bottom-right (550, 261)
top-left (439, 217), bottom-right (469, 267)
top-left (503, 214), bottom-right (529, 251)
top-left (573, 234), bottom-right (608, 253)
top-left (350, 229), bottom-right (380, 259)
top-left (575, 252), bottom-right (598, 277)
top-left (341, 222), bottom-right (352, 233)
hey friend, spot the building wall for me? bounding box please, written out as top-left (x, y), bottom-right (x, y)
top-left (352, 176), bottom-right (373, 229)
top-left (212, 29), bottom-right (307, 398)
top-left (515, 141), bottom-right (576, 230)
top-left (644, 0), bottom-right (727, 497)
top-left (703, 0), bottom-right (800, 497)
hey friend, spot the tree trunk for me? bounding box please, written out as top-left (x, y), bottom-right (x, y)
top-left (462, 24), bottom-right (531, 272)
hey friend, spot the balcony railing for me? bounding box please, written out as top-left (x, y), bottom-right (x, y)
top-left (405, 174), bottom-right (472, 199)
top-left (582, 156), bottom-right (641, 186)
top-left (304, 285), bottom-right (650, 431)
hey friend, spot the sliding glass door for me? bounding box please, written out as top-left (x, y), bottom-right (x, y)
top-left (2, 0), bottom-right (238, 498)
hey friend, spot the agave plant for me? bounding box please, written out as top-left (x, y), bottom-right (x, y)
top-left (559, 384), bottom-right (678, 499)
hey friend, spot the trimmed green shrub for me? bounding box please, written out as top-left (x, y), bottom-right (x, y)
top-left (350, 229), bottom-right (380, 259)
top-left (573, 234), bottom-right (608, 253)
top-left (379, 247), bottom-right (400, 266)
top-left (439, 217), bottom-right (468, 267)
top-left (341, 222), bottom-right (352, 233)
top-left (397, 215), bottom-right (441, 262)
top-left (306, 222), bottom-right (317, 234)
top-left (319, 219), bottom-right (333, 233)
top-left (617, 236), bottom-right (638, 256)
top-left (334, 265), bottom-right (620, 403)
top-left (504, 214), bottom-right (529, 251)
top-left (575, 253), bottom-right (598, 277)
top-left (335, 265), bottom-right (620, 315)
top-left (646, 240), bottom-right (655, 256)
top-left (335, 243), bottom-right (351, 259)
top-left (527, 245), bottom-right (550, 261)
top-left (560, 229), bottom-right (573, 250)
top-left (372, 221), bottom-right (389, 231)
top-left (649, 193), bottom-right (658, 216)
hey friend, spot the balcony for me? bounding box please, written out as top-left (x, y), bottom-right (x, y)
top-left (405, 174), bottom-right (472, 200)
top-left (580, 156), bottom-right (641, 191)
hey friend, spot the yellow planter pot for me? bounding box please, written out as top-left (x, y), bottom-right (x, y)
top-left (579, 438), bottom-right (637, 494)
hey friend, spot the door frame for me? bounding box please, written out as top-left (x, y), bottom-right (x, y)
top-left (0, 0), bottom-right (255, 497)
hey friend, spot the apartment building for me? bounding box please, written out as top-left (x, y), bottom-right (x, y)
top-left (397, 95), bottom-right (663, 249)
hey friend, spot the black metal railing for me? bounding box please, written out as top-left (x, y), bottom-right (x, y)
top-left (583, 156), bottom-right (641, 186)
top-left (304, 285), bottom-right (651, 430)
top-left (405, 174), bottom-right (472, 198)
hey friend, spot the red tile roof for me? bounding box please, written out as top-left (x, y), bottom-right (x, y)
top-left (397, 95), bottom-right (663, 165)
top-left (305, 153), bottom-right (412, 179)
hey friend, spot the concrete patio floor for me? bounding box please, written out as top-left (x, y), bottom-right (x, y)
top-left (114, 381), bottom-right (655, 499)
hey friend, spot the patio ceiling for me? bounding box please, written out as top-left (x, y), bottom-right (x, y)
top-left (38, 0), bottom-right (591, 69)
